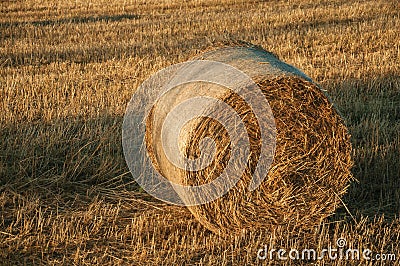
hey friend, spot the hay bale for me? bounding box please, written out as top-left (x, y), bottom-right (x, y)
top-left (144, 45), bottom-right (353, 234)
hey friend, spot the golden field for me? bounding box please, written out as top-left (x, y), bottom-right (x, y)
top-left (0, 0), bottom-right (399, 264)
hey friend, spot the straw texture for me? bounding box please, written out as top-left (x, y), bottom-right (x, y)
top-left (145, 45), bottom-right (353, 234)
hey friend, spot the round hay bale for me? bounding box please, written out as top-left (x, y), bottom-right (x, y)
top-left (144, 45), bottom-right (353, 234)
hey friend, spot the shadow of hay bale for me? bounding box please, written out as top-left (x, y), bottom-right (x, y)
top-left (324, 74), bottom-right (400, 220)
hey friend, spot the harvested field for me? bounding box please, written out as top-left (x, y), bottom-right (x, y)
top-left (0, 0), bottom-right (399, 265)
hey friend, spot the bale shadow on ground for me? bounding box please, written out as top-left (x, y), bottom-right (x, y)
top-left (324, 73), bottom-right (400, 220)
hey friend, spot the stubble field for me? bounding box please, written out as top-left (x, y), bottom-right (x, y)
top-left (0, 0), bottom-right (399, 264)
